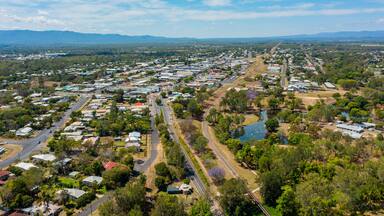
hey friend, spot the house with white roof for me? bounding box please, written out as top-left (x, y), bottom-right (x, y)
top-left (59, 188), bottom-right (86, 199)
top-left (82, 176), bottom-right (103, 186)
top-left (15, 162), bottom-right (37, 171)
top-left (15, 127), bottom-right (33, 137)
top-left (32, 154), bottom-right (57, 162)
top-left (129, 131), bottom-right (141, 139)
top-left (125, 132), bottom-right (141, 150)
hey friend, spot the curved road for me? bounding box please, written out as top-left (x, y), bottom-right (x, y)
top-left (0, 95), bottom-right (90, 169)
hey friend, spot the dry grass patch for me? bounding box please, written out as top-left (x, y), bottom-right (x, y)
top-left (243, 114), bottom-right (260, 125)
top-left (0, 144), bottom-right (22, 162)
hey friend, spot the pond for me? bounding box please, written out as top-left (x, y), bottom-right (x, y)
top-left (239, 110), bottom-right (268, 142)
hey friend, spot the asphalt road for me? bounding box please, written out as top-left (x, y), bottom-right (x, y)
top-left (159, 99), bottom-right (207, 196)
top-left (0, 95), bottom-right (90, 169)
top-left (134, 95), bottom-right (160, 172)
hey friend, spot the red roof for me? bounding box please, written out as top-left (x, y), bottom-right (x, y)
top-left (0, 170), bottom-right (10, 177)
top-left (135, 102), bottom-right (144, 107)
top-left (103, 161), bottom-right (119, 170)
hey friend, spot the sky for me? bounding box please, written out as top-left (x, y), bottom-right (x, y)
top-left (0, 0), bottom-right (383, 38)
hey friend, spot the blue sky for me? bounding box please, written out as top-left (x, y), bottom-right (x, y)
top-left (0, 0), bottom-right (383, 38)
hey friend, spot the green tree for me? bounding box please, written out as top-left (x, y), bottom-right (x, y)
top-left (115, 180), bottom-right (146, 213)
top-left (220, 89), bottom-right (248, 113)
top-left (155, 162), bottom-right (171, 177)
top-left (265, 118), bottom-right (279, 132)
top-left (155, 177), bottom-right (168, 191)
top-left (187, 99), bottom-right (204, 119)
top-left (172, 103), bottom-right (185, 118)
top-left (193, 135), bottom-right (208, 154)
top-left (260, 170), bottom-right (283, 206)
top-left (102, 166), bottom-right (132, 189)
top-left (206, 108), bottom-right (222, 125)
top-left (114, 89), bottom-right (125, 103)
top-left (276, 185), bottom-right (299, 216)
top-left (152, 193), bottom-right (187, 216)
top-left (190, 199), bottom-right (213, 216)
top-left (219, 178), bottom-right (257, 216)
top-left (295, 173), bottom-right (336, 216)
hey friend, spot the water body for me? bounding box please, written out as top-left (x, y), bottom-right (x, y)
top-left (239, 110), bottom-right (268, 142)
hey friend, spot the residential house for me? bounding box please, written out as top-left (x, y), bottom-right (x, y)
top-left (32, 154), bottom-right (57, 163)
top-left (82, 176), bottom-right (103, 186)
top-left (125, 131), bottom-right (141, 150)
top-left (15, 127), bottom-right (33, 137)
top-left (103, 161), bottom-right (119, 170)
top-left (58, 188), bottom-right (86, 200)
top-left (14, 162), bottom-right (37, 171)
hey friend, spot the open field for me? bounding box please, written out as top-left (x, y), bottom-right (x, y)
top-left (207, 56), bottom-right (267, 109)
top-left (295, 89), bottom-right (346, 107)
top-left (0, 144), bottom-right (22, 162)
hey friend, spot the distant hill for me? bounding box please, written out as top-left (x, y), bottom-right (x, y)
top-left (0, 30), bottom-right (192, 45)
top-left (0, 30), bottom-right (384, 46)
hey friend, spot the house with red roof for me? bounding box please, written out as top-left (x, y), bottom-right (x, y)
top-left (103, 161), bottom-right (119, 170)
top-left (0, 170), bottom-right (10, 181)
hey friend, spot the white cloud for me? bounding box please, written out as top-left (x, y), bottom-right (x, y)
top-left (0, 0), bottom-right (383, 36)
top-left (202, 0), bottom-right (231, 6)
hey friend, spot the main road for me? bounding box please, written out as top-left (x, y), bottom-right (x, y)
top-left (159, 99), bottom-right (207, 196)
top-left (0, 95), bottom-right (91, 169)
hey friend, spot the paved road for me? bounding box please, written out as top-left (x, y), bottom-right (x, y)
top-left (134, 95), bottom-right (160, 172)
top-left (160, 99), bottom-right (207, 196)
top-left (0, 95), bottom-right (90, 169)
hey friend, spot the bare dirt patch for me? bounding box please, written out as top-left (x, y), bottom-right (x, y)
top-left (295, 90), bottom-right (342, 107)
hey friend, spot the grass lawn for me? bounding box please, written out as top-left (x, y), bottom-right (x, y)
top-left (256, 206), bottom-right (281, 216)
top-left (265, 206), bottom-right (281, 216)
top-left (59, 177), bottom-right (80, 188)
top-left (114, 141), bottom-right (126, 147)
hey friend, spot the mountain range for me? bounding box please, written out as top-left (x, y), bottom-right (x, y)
top-left (0, 30), bottom-right (384, 46)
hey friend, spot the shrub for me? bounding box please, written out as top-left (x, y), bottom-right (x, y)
top-left (208, 167), bottom-right (225, 185)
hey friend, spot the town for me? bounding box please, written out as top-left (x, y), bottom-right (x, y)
top-left (0, 41), bottom-right (383, 216)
